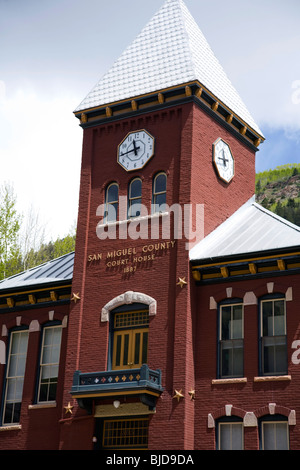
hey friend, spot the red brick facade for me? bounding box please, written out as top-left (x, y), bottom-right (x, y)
top-left (0, 98), bottom-right (299, 451)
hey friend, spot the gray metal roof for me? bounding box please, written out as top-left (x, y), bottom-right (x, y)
top-left (0, 251), bottom-right (74, 292)
top-left (189, 197), bottom-right (300, 262)
top-left (75, 0), bottom-right (263, 137)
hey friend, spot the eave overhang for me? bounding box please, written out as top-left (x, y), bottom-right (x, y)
top-left (0, 281), bottom-right (72, 314)
top-left (191, 247), bottom-right (300, 284)
top-left (74, 81), bottom-right (264, 151)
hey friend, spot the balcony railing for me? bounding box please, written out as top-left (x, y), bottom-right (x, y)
top-left (71, 364), bottom-right (163, 398)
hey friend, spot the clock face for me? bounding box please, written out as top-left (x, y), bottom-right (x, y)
top-left (117, 129), bottom-right (155, 172)
top-left (212, 138), bottom-right (234, 183)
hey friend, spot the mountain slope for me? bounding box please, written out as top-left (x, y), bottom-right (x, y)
top-left (255, 164), bottom-right (300, 226)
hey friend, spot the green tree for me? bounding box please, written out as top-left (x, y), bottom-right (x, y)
top-left (0, 183), bottom-right (22, 279)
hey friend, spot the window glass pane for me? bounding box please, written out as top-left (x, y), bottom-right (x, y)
top-left (142, 332), bottom-right (148, 364)
top-left (219, 423), bottom-right (243, 450)
top-left (134, 333), bottom-right (141, 365)
top-left (221, 340), bottom-right (243, 377)
top-left (123, 334), bottom-right (129, 366)
top-left (263, 337), bottom-right (287, 375)
top-left (262, 301), bottom-right (273, 336)
top-left (130, 179), bottom-right (142, 198)
top-left (153, 193), bottom-right (166, 210)
top-left (274, 300), bottom-right (285, 335)
top-left (263, 422), bottom-right (288, 450)
top-left (106, 202), bottom-right (118, 222)
top-left (107, 184), bottom-right (118, 202)
top-left (221, 306), bottom-right (231, 340)
top-left (38, 326), bottom-right (62, 403)
top-left (232, 305), bottom-right (243, 339)
top-left (129, 199), bottom-right (142, 218)
top-left (154, 174), bottom-right (166, 193)
top-left (276, 423), bottom-right (289, 450)
top-left (3, 330), bottom-right (29, 424)
top-left (115, 335), bottom-right (121, 367)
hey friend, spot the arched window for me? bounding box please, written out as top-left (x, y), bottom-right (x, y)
top-left (105, 182), bottom-right (119, 222)
top-left (152, 172), bottom-right (167, 213)
top-left (128, 178), bottom-right (142, 218)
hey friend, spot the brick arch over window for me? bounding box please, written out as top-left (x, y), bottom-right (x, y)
top-left (255, 404), bottom-right (296, 424)
top-left (101, 291), bottom-right (157, 322)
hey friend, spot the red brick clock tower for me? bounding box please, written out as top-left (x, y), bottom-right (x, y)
top-left (60, 0), bottom-right (264, 450)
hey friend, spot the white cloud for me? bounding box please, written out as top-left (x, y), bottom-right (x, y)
top-left (0, 87), bottom-right (82, 241)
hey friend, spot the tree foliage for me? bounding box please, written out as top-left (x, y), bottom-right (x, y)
top-left (256, 164), bottom-right (300, 226)
top-left (0, 182), bottom-right (76, 281)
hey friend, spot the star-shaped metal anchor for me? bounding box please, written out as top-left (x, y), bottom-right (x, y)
top-left (173, 389), bottom-right (184, 402)
top-left (177, 277), bottom-right (187, 288)
top-left (71, 292), bottom-right (81, 303)
top-left (64, 402), bottom-right (74, 415)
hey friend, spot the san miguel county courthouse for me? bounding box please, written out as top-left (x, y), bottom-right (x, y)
top-left (1, 0), bottom-right (300, 451)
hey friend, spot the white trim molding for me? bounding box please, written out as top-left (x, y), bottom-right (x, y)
top-left (101, 291), bottom-right (157, 322)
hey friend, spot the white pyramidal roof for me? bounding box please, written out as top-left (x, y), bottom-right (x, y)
top-left (75, 0), bottom-right (262, 136)
top-left (189, 197), bottom-right (300, 262)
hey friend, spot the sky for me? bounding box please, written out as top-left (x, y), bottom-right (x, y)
top-left (0, 0), bottom-right (300, 242)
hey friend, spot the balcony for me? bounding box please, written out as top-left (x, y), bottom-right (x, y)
top-left (71, 364), bottom-right (163, 413)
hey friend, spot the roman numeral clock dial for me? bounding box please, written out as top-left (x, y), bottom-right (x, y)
top-left (117, 130), bottom-right (155, 171)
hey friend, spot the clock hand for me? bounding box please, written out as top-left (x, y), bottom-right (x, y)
top-left (121, 141), bottom-right (141, 157)
top-left (133, 139), bottom-right (140, 156)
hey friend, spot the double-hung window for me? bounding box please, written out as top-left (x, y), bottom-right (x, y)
top-left (2, 329), bottom-right (29, 425)
top-left (219, 303), bottom-right (243, 378)
top-left (260, 416), bottom-right (289, 450)
top-left (37, 324), bottom-right (62, 403)
top-left (260, 298), bottom-right (287, 375)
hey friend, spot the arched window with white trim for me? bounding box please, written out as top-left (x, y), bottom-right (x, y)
top-left (105, 182), bottom-right (119, 223)
top-left (152, 172), bottom-right (167, 213)
top-left (128, 178), bottom-right (142, 218)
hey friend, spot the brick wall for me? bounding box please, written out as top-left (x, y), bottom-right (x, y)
top-left (0, 304), bottom-right (69, 450)
top-left (61, 100), bottom-right (257, 449)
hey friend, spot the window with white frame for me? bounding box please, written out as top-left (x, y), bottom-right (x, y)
top-left (260, 416), bottom-right (289, 450)
top-left (219, 302), bottom-right (244, 378)
top-left (260, 298), bottom-right (287, 375)
top-left (217, 419), bottom-right (244, 450)
top-left (105, 182), bottom-right (119, 223)
top-left (152, 172), bottom-right (167, 213)
top-left (128, 178), bottom-right (142, 218)
top-left (37, 325), bottom-right (62, 403)
top-left (2, 329), bottom-right (29, 425)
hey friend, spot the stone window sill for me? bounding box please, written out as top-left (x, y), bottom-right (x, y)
top-left (254, 375), bottom-right (291, 382)
top-left (212, 377), bottom-right (247, 385)
top-left (28, 402), bottom-right (57, 410)
top-left (0, 424), bottom-right (22, 432)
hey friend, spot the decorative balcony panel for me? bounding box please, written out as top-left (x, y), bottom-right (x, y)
top-left (71, 364), bottom-right (163, 400)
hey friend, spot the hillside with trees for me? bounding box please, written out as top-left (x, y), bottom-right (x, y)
top-left (255, 164), bottom-right (300, 226)
top-left (0, 182), bottom-right (76, 281)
